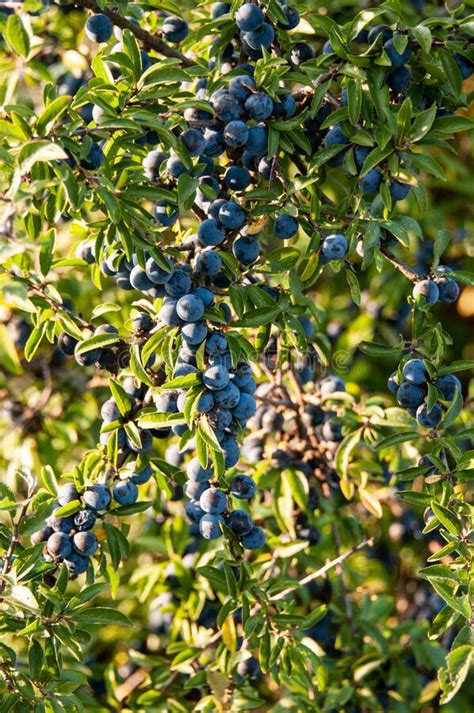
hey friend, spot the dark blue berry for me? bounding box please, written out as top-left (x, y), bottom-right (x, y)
top-left (85, 14), bottom-right (113, 43)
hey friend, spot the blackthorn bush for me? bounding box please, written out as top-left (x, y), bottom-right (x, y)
top-left (0, 0), bottom-right (472, 710)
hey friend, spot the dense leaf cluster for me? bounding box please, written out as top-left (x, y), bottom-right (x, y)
top-left (0, 0), bottom-right (472, 710)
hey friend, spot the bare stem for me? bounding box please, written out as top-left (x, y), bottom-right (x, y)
top-left (270, 537), bottom-right (374, 602)
top-left (379, 244), bottom-right (419, 282)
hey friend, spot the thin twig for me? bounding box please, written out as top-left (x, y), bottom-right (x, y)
top-left (269, 537), bottom-right (374, 602)
top-left (379, 244), bottom-right (419, 282)
top-left (256, 394), bottom-right (299, 412)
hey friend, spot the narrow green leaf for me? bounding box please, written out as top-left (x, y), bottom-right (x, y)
top-left (5, 14), bottom-right (30, 57)
top-left (36, 97), bottom-right (71, 136)
top-left (233, 307), bottom-right (281, 328)
top-left (137, 411), bottom-right (187, 429)
top-left (375, 431), bottom-right (419, 450)
top-left (75, 332), bottom-right (119, 355)
top-left (17, 141), bottom-right (68, 172)
top-left (109, 379), bottom-right (132, 418)
top-left (431, 502), bottom-right (462, 536)
top-left (24, 322), bottom-right (48, 362)
top-left (75, 607), bottom-right (133, 627)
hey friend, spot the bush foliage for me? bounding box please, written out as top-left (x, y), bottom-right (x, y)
top-left (0, 0), bottom-right (473, 711)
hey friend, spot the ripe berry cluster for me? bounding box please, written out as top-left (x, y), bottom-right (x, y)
top-left (30, 449), bottom-right (156, 577)
top-left (58, 2), bottom-right (312, 550)
top-left (412, 265), bottom-right (460, 306)
top-left (23, 1), bottom-right (470, 568)
top-left (388, 358), bottom-right (461, 429)
top-left (31, 482), bottom-right (107, 576)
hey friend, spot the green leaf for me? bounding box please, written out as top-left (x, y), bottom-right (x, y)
top-left (335, 428), bottom-right (362, 477)
top-left (406, 152), bottom-right (446, 181)
top-left (198, 416), bottom-right (223, 452)
top-left (54, 500), bottom-right (82, 518)
top-left (109, 380), bottom-right (132, 418)
top-left (411, 25), bottom-right (432, 52)
top-left (96, 187), bottom-right (122, 224)
top-left (431, 502), bottom-right (462, 536)
top-left (223, 562), bottom-right (238, 599)
top-left (59, 312), bottom-right (84, 341)
top-left (66, 584), bottom-right (109, 610)
top-left (40, 465), bottom-right (58, 496)
top-left (433, 229), bottom-right (450, 266)
top-left (177, 173), bottom-right (198, 213)
top-left (455, 469), bottom-right (474, 482)
top-left (210, 442), bottom-right (226, 479)
top-left (347, 80), bottom-right (362, 126)
top-left (138, 62), bottom-right (191, 88)
top-left (448, 271), bottom-right (474, 287)
top-left (91, 303), bottom-right (122, 318)
top-left (441, 386), bottom-right (463, 430)
top-left (17, 141), bottom-right (68, 172)
top-left (410, 105), bottom-right (437, 142)
top-left (374, 431), bottom-right (420, 450)
top-left (36, 97), bottom-right (71, 136)
top-left (360, 147), bottom-right (393, 177)
top-left (196, 427), bottom-right (208, 469)
top-left (125, 185), bottom-right (176, 203)
top-left (345, 270), bottom-right (360, 305)
top-left (130, 343), bottom-right (154, 387)
top-left (24, 322), bottom-right (48, 362)
top-left (75, 607), bottom-right (133, 627)
top-left (427, 542), bottom-right (460, 561)
top-left (113, 501), bottom-right (153, 516)
top-left (428, 606), bottom-right (460, 640)
top-left (5, 14), bottom-right (30, 57)
top-left (137, 411), bottom-right (187, 429)
top-left (432, 115), bottom-right (474, 134)
top-left (196, 566), bottom-right (227, 591)
top-left (301, 604), bottom-right (327, 631)
top-left (358, 341), bottom-right (402, 358)
top-left (157, 373), bottom-right (201, 391)
top-left (28, 639), bottom-right (44, 681)
top-left (124, 421), bottom-right (142, 451)
top-left (436, 360), bottom-right (474, 375)
top-left (428, 581), bottom-right (471, 620)
top-left (233, 307), bottom-right (281, 328)
top-left (0, 118), bottom-right (26, 140)
top-left (438, 48), bottom-right (463, 97)
top-left (419, 564), bottom-right (468, 585)
top-left (397, 97), bottom-right (413, 142)
top-left (75, 332), bottom-right (119, 355)
top-left (265, 247), bottom-right (301, 272)
top-left (140, 327), bottom-right (167, 367)
top-left (439, 645), bottom-right (474, 704)
top-left (396, 491), bottom-right (432, 507)
top-left (380, 220), bottom-right (410, 247)
top-left (39, 228), bottom-right (56, 278)
top-left (122, 28), bottom-right (142, 80)
top-left (103, 523), bottom-right (129, 570)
